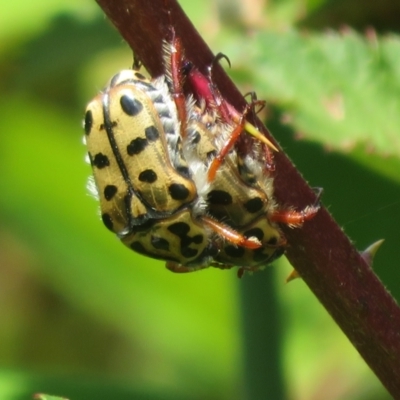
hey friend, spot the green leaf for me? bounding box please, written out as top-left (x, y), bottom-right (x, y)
top-left (219, 29), bottom-right (400, 182)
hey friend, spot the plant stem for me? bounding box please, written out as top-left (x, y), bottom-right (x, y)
top-left (95, 0), bottom-right (400, 396)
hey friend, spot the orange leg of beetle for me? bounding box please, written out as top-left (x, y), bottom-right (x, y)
top-left (207, 105), bottom-right (250, 181)
top-left (207, 97), bottom-right (279, 181)
top-left (201, 216), bottom-right (262, 249)
top-left (165, 216), bottom-right (263, 273)
top-left (166, 33), bottom-right (279, 180)
top-left (270, 188), bottom-right (322, 227)
top-left (165, 262), bottom-right (211, 273)
top-left (269, 205), bottom-right (320, 228)
top-left (168, 31), bottom-right (188, 139)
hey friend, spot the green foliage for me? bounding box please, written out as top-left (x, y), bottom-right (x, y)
top-left (0, 0), bottom-right (397, 399)
top-left (34, 394), bottom-right (68, 400)
top-left (220, 29), bottom-right (400, 182)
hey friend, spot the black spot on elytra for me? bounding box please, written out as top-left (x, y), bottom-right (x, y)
top-left (168, 221), bottom-right (203, 259)
top-left (84, 110), bottom-right (93, 135)
top-left (177, 165), bottom-right (190, 178)
top-left (272, 247), bottom-right (285, 261)
top-left (130, 218), bottom-right (156, 233)
top-left (244, 228), bottom-right (264, 241)
top-left (138, 169), bottom-right (157, 183)
top-left (206, 150), bottom-right (217, 160)
top-left (181, 247), bottom-right (198, 258)
top-left (102, 213), bottom-right (113, 231)
top-left (168, 183), bottom-right (190, 200)
top-left (93, 153), bottom-right (110, 169)
top-left (120, 94), bottom-right (143, 116)
top-left (127, 137), bottom-right (148, 155)
top-left (192, 234), bottom-right (203, 244)
top-left (244, 197), bottom-right (263, 213)
top-left (109, 72), bottom-right (122, 87)
top-left (238, 162), bottom-right (257, 184)
top-left (207, 190), bottom-right (233, 205)
top-left (207, 210), bottom-right (225, 221)
top-left (130, 240), bottom-right (180, 262)
top-left (104, 185), bottom-right (117, 201)
top-left (225, 245), bottom-right (245, 258)
top-left (190, 130), bottom-right (201, 144)
top-left (168, 222), bottom-right (190, 237)
top-left (134, 72), bottom-right (146, 80)
top-left (208, 244), bottom-right (219, 258)
top-left (151, 236), bottom-right (170, 251)
top-left (252, 246), bottom-right (285, 264)
top-left (130, 241), bottom-right (147, 254)
top-left (253, 247), bottom-right (270, 263)
top-left (179, 234), bottom-right (193, 248)
top-left (267, 236), bottom-right (279, 246)
top-left (145, 125), bottom-right (160, 141)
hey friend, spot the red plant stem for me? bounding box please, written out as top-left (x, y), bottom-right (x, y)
top-left (95, 0), bottom-right (400, 396)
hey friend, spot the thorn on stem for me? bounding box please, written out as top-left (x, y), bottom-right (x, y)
top-left (360, 239), bottom-right (385, 267)
top-left (286, 268), bottom-right (301, 283)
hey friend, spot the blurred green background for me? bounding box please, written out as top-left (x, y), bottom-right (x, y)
top-left (0, 0), bottom-right (399, 399)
